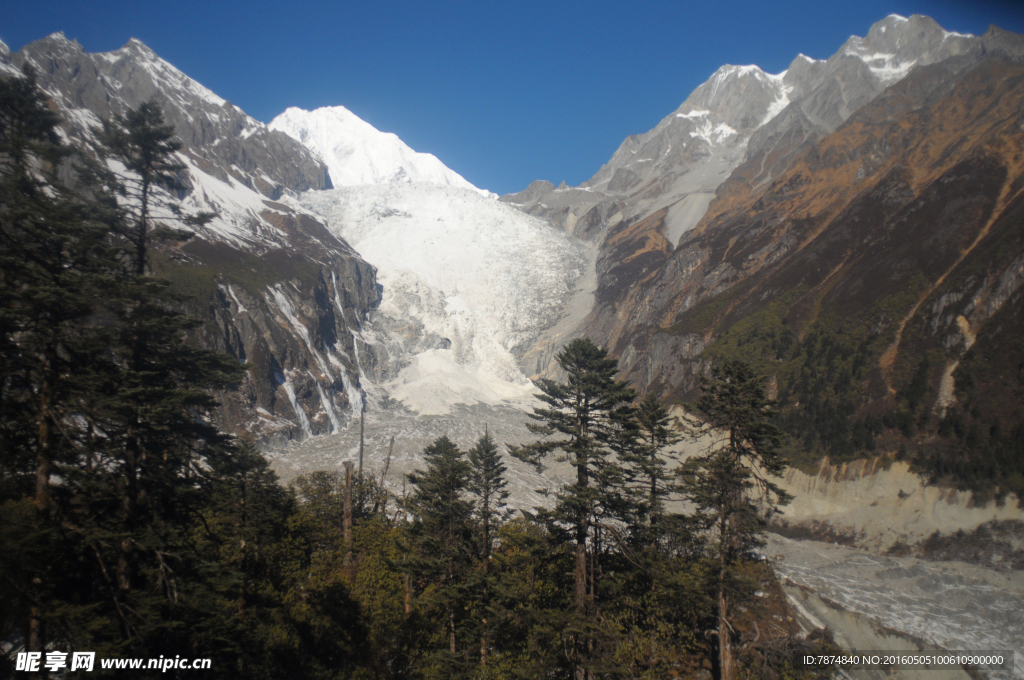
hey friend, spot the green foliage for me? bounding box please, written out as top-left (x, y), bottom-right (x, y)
top-left (686, 269), bottom-right (934, 473)
top-left (509, 338), bottom-right (640, 676)
top-left (405, 436), bottom-right (477, 677)
top-left (0, 80), bottom-right (366, 678)
top-left (683, 360), bottom-right (792, 556)
top-left (777, 321), bottom-right (883, 465)
top-left (682, 359), bottom-right (792, 679)
top-left (623, 393), bottom-right (682, 542)
top-left (703, 289), bottom-right (803, 376)
top-left (911, 288), bottom-right (1024, 503)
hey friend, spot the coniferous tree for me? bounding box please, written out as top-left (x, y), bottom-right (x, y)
top-left (0, 68), bottom-right (117, 512)
top-left (0, 67), bottom-right (129, 659)
top-left (1, 73), bottom-right (831, 680)
top-left (467, 430), bottom-right (510, 566)
top-left (406, 435), bottom-right (475, 676)
top-left (511, 337), bottom-right (635, 678)
top-left (630, 393), bottom-right (681, 541)
top-left (466, 430), bottom-right (510, 666)
top-left (681, 359), bottom-right (792, 680)
top-left (78, 102), bottom-right (245, 647)
top-left (99, 102), bottom-right (211, 275)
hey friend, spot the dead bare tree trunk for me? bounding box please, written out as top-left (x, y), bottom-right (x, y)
top-left (718, 579), bottom-right (734, 680)
top-left (449, 605), bottom-right (456, 654)
top-left (358, 405), bottom-right (365, 477)
top-left (372, 436), bottom-right (394, 515)
top-left (718, 497), bottom-right (735, 680)
top-left (402, 479), bottom-right (411, 616)
top-left (343, 460), bottom-right (353, 575)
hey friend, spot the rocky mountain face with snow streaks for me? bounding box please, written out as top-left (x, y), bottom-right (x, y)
top-left (0, 30), bottom-right (588, 441)
top-left (2, 34), bottom-right (378, 442)
top-left (505, 16), bottom-right (1024, 420)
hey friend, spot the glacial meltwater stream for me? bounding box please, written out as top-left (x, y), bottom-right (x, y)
top-left (767, 535), bottom-right (1024, 679)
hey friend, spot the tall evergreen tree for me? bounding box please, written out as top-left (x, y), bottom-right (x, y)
top-left (406, 435), bottom-right (475, 676)
top-left (511, 338), bottom-right (635, 678)
top-left (467, 430), bottom-right (509, 567)
top-left (681, 359), bottom-right (791, 680)
top-left (70, 102), bottom-right (244, 646)
top-left (629, 393), bottom-right (681, 540)
top-left (466, 430), bottom-right (510, 666)
top-left (0, 67), bottom-right (128, 659)
top-left (99, 102), bottom-right (211, 275)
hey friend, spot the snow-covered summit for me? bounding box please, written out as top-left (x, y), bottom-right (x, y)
top-left (270, 106), bottom-right (492, 196)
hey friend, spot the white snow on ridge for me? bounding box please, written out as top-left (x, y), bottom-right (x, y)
top-left (123, 39), bottom-right (228, 109)
top-left (270, 106), bottom-right (493, 197)
top-left (760, 83), bottom-right (794, 127)
top-left (677, 109), bottom-right (711, 119)
top-left (844, 38), bottom-right (919, 85)
top-left (177, 154), bottom-right (284, 246)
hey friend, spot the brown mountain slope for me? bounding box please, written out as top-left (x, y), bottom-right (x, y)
top-left (584, 55), bottom-right (1024, 492)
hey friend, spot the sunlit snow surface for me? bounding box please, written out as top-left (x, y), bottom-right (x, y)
top-left (270, 106), bottom-right (492, 195)
top-left (768, 535), bottom-right (1024, 678)
top-left (296, 182), bottom-right (587, 415)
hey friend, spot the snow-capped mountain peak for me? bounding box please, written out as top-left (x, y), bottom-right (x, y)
top-left (269, 105), bottom-right (493, 196)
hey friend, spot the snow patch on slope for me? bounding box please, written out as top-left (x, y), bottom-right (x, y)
top-left (843, 34), bottom-right (920, 85)
top-left (270, 106), bottom-right (493, 196)
top-left (760, 83), bottom-right (795, 126)
top-left (845, 48), bottom-right (918, 83)
top-left (689, 119), bottom-right (737, 145)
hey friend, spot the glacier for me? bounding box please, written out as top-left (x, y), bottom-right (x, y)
top-left (295, 182), bottom-right (587, 415)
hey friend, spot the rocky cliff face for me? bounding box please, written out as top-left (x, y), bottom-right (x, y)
top-left (505, 16), bottom-right (1024, 371)
top-left (1, 35), bottom-right (381, 442)
top-left (607, 52), bottom-right (1024, 394)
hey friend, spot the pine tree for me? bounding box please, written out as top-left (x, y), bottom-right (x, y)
top-left (680, 359), bottom-right (791, 680)
top-left (630, 393), bottom-right (681, 540)
top-left (511, 337), bottom-right (635, 678)
top-left (0, 67), bottom-right (128, 658)
top-left (467, 430), bottom-right (509, 567)
top-left (406, 435), bottom-right (475, 676)
top-left (99, 101), bottom-right (211, 275)
top-left (466, 430), bottom-right (510, 666)
top-left (78, 102), bottom-right (243, 644)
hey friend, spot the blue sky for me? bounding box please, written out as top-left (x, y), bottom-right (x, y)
top-left (3, 0), bottom-right (1023, 194)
